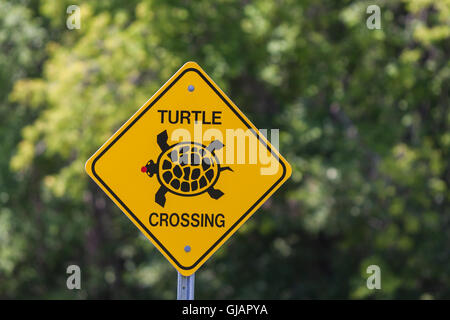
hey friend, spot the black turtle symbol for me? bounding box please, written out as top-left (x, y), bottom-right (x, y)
top-left (141, 130), bottom-right (233, 207)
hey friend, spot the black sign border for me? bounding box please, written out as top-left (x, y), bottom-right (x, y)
top-left (91, 67), bottom-right (287, 271)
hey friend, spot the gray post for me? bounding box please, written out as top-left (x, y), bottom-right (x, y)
top-left (177, 272), bottom-right (195, 300)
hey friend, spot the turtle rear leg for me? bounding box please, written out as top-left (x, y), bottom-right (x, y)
top-left (207, 187), bottom-right (224, 200)
top-left (155, 186), bottom-right (168, 207)
top-left (206, 140), bottom-right (224, 153)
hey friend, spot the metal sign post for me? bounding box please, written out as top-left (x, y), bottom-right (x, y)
top-left (177, 272), bottom-right (195, 300)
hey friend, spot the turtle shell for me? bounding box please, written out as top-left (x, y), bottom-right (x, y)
top-left (157, 142), bottom-right (219, 196)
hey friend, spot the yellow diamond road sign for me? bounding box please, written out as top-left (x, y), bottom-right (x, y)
top-left (85, 62), bottom-right (291, 276)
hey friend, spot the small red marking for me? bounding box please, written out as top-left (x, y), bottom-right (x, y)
top-left (141, 166), bottom-right (147, 173)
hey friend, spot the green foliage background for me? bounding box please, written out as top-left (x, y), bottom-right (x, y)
top-left (0, 0), bottom-right (448, 299)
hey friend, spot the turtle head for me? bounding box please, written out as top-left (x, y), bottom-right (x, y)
top-left (141, 160), bottom-right (157, 177)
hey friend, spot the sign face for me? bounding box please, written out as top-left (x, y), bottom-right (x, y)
top-left (85, 62), bottom-right (291, 275)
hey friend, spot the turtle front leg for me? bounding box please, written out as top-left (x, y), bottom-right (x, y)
top-left (155, 186), bottom-right (168, 207)
top-left (157, 130), bottom-right (170, 152)
top-left (207, 187), bottom-right (224, 199)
